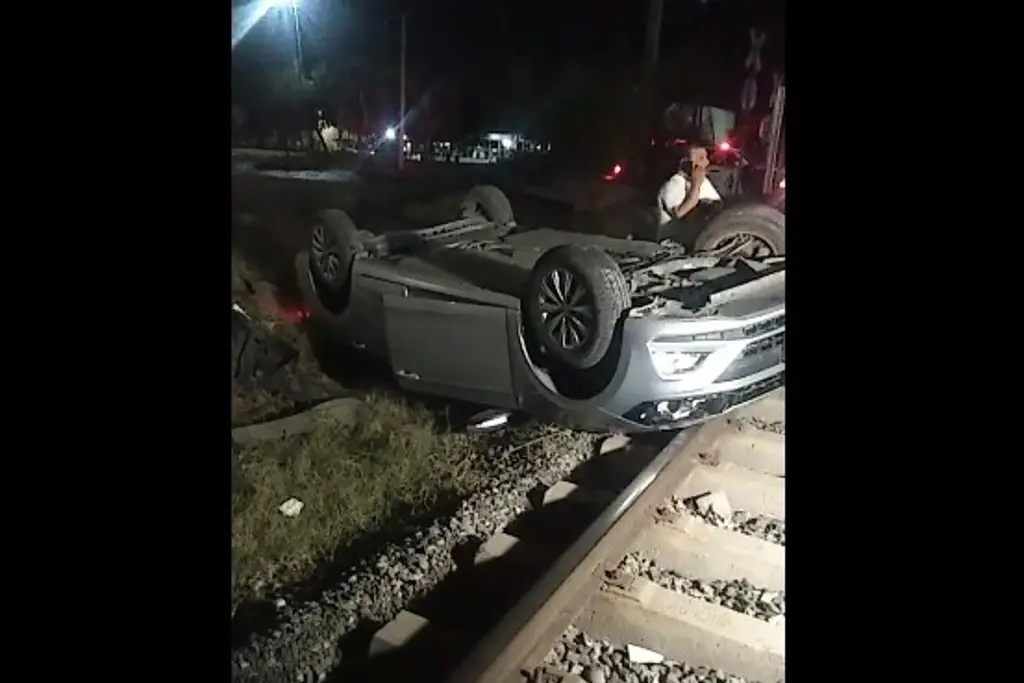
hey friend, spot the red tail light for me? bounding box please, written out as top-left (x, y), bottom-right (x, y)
top-left (602, 163), bottom-right (624, 181)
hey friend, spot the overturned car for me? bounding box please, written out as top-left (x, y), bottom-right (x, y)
top-left (297, 185), bottom-right (784, 432)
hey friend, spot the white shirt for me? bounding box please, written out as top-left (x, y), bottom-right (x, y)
top-left (657, 172), bottom-right (722, 225)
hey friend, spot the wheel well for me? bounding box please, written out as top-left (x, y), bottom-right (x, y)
top-left (516, 313), bottom-right (623, 401)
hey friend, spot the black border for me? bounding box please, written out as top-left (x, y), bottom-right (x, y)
top-left (788, 5), bottom-right (971, 678)
top-left (29, 1), bottom-right (228, 676)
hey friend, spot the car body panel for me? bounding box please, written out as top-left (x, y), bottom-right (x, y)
top-left (361, 227), bottom-right (662, 306)
top-left (384, 294), bottom-right (517, 408)
top-left (358, 256), bottom-right (521, 308)
top-left (295, 215), bottom-right (784, 433)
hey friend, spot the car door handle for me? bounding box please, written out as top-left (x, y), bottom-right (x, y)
top-left (396, 369), bottom-right (421, 380)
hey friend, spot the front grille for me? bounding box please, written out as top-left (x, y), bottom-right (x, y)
top-left (666, 313), bottom-right (785, 343)
top-left (622, 372), bottom-right (784, 428)
top-left (742, 315), bottom-right (785, 338)
top-left (689, 373), bottom-right (784, 420)
top-left (740, 330), bottom-right (785, 358)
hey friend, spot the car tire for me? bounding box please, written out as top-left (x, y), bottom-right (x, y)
top-left (525, 244), bottom-right (630, 370)
top-left (694, 203), bottom-right (785, 256)
top-left (309, 209), bottom-right (360, 303)
top-left (460, 184), bottom-right (515, 227)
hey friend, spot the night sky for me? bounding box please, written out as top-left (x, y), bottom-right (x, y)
top-left (232, 0), bottom-right (785, 137)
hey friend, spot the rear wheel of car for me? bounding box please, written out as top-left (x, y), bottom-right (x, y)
top-left (309, 209), bottom-right (360, 309)
top-left (460, 184), bottom-right (515, 227)
top-left (524, 244), bottom-right (630, 370)
top-left (694, 203), bottom-right (785, 257)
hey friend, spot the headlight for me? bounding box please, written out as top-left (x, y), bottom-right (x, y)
top-left (649, 349), bottom-right (705, 379)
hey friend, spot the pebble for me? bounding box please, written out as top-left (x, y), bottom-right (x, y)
top-left (735, 416), bottom-right (785, 435)
top-left (617, 553), bottom-right (785, 622)
top-left (693, 491), bottom-right (733, 519)
top-left (545, 627), bottom-right (753, 683)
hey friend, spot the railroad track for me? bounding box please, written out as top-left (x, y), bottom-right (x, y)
top-left (359, 389), bottom-right (785, 683)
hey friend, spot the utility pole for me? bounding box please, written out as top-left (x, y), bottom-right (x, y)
top-left (640, 0), bottom-right (665, 159)
top-left (290, 0), bottom-right (304, 78)
top-left (762, 83), bottom-right (785, 194)
top-left (398, 13), bottom-right (407, 171)
top-left (644, 0), bottom-right (664, 84)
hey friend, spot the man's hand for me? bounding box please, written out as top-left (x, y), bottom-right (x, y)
top-left (673, 167), bottom-right (706, 219)
top-left (691, 164), bottom-right (707, 185)
top-left (671, 146), bottom-right (712, 220)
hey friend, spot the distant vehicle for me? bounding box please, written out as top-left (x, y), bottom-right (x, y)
top-left (297, 185), bottom-right (784, 433)
top-left (428, 133), bottom-right (539, 165)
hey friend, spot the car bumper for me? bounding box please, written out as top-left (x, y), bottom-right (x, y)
top-left (520, 306), bottom-right (785, 433)
top-left (605, 368), bottom-right (784, 432)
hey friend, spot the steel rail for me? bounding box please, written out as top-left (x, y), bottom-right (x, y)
top-left (444, 421), bottom-right (725, 683)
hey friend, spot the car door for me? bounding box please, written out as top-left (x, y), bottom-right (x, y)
top-left (383, 294), bottom-right (518, 408)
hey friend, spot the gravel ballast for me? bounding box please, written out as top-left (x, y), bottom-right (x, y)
top-left (729, 510), bottom-right (785, 546)
top-left (232, 426), bottom-right (602, 683)
top-left (541, 625), bottom-right (756, 683)
top-left (657, 496), bottom-right (786, 546)
top-left (616, 553), bottom-right (785, 623)
top-left (734, 416), bottom-right (784, 435)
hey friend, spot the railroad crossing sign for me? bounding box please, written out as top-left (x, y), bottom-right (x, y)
top-left (745, 28), bottom-right (766, 73)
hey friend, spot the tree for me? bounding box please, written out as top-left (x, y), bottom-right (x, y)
top-left (264, 61), bottom-right (330, 149)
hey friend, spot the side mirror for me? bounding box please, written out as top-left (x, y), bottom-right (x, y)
top-left (466, 408), bottom-right (512, 433)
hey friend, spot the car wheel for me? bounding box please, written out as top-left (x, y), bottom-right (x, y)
top-left (694, 204), bottom-right (785, 257)
top-left (460, 184), bottom-right (515, 227)
top-left (525, 244), bottom-right (630, 370)
top-left (309, 209), bottom-right (360, 304)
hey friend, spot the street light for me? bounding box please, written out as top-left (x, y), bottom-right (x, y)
top-left (231, 0), bottom-right (301, 50)
top-left (259, 0), bottom-right (303, 76)
top-left (281, 0), bottom-right (304, 77)
top-left (384, 127), bottom-right (397, 141)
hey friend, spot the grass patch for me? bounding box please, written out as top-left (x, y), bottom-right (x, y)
top-left (231, 392), bottom-right (485, 611)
